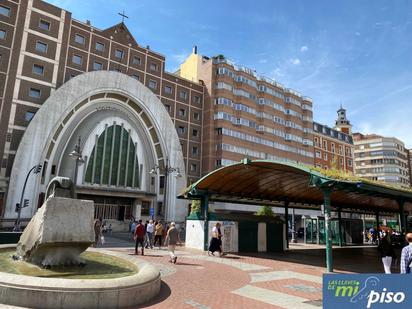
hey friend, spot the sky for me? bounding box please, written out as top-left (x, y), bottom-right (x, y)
top-left (49, 0), bottom-right (412, 147)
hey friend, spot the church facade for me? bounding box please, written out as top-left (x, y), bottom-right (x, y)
top-left (0, 0), bottom-right (204, 226)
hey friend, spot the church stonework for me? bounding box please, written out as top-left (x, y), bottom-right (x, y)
top-left (5, 71), bottom-right (187, 224)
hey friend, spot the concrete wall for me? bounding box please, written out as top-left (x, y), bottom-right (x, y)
top-left (185, 219), bottom-right (204, 251)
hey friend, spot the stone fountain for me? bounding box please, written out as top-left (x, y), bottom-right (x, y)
top-left (0, 177), bottom-right (160, 309)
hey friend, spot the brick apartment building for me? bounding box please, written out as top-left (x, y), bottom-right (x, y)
top-left (179, 50), bottom-right (315, 174)
top-left (0, 0), bottom-right (205, 216)
top-left (313, 106), bottom-right (354, 173)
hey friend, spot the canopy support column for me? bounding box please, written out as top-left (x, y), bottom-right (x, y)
top-left (284, 201), bottom-right (289, 250)
top-left (322, 188), bottom-right (333, 273)
top-left (398, 200), bottom-right (406, 234)
top-left (338, 207), bottom-right (343, 247)
top-left (201, 195), bottom-right (209, 251)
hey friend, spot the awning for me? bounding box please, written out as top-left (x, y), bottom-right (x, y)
top-left (180, 159), bottom-right (412, 214)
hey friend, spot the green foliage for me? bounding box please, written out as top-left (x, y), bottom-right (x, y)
top-left (190, 200), bottom-right (201, 214)
top-left (256, 205), bottom-right (275, 217)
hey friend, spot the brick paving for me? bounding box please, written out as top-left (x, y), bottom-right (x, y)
top-left (101, 234), bottom-right (388, 308)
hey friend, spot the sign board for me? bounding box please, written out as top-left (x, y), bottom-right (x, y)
top-left (323, 274), bottom-right (412, 309)
top-left (149, 207), bottom-right (154, 216)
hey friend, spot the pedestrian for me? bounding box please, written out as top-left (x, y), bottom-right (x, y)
top-left (208, 222), bottom-right (222, 257)
top-left (130, 220), bottom-right (137, 241)
top-left (134, 219), bottom-right (146, 255)
top-left (400, 233), bottom-right (412, 274)
top-left (145, 220), bottom-right (154, 249)
top-left (165, 222), bottom-right (180, 263)
top-left (93, 218), bottom-right (102, 247)
top-left (378, 231), bottom-right (396, 274)
top-left (108, 223), bottom-right (112, 234)
top-left (154, 221), bottom-right (164, 248)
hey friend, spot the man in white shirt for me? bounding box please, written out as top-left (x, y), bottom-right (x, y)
top-left (145, 220), bottom-right (155, 249)
top-left (400, 233), bottom-right (412, 274)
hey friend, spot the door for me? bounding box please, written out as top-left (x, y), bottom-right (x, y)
top-left (266, 222), bottom-right (283, 252)
top-left (238, 221), bottom-right (258, 252)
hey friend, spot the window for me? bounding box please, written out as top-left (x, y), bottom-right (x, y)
top-left (25, 111), bottom-right (35, 122)
top-left (323, 140), bottom-right (328, 150)
top-left (93, 61), bottom-right (103, 70)
top-left (35, 41), bottom-right (47, 53)
top-left (192, 146), bottom-right (199, 155)
top-left (95, 42), bottom-right (105, 52)
top-left (39, 19), bottom-right (50, 31)
top-left (323, 153), bottom-right (328, 160)
top-left (0, 6), bottom-right (10, 17)
top-left (179, 90), bottom-right (187, 100)
top-left (192, 129), bottom-right (199, 137)
top-left (348, 159), bottom-right (353, 167)
top-left (74, 34), bottom-right (85, 45)
top-left (164, 104), bottom-right (171, 112)
top-left (132, 74), bottom-right (140, 80)
top-left (115, 49), bottom-right (124, 59)
top-left (190, 164), bottom-right (197, 172)
top-left (72, 54), bottom-right (82, 65)
top-left (148, 80), bottom-right (157, 89)
top-left (150, 63), bottom-right (158, 71)
top-left (32, 64), bottom-right (44, 75)
top-left (315, 151), bottom-right (321, 158)
top-left (193, 95), bottom-right (201, 104)
top-left (0, 30), bottom-right (6, 40)
top-left (178, 108), bottom-right (186, 117)
top-left (178, 126), bottom-right (185, 135)
top-left (193, 112), bottom-right (200, 121)
top-left (340, 158), bottom-right (344, 166)
top-left (164, 85), bottom-right (172, 94)
top-left (132, 56), bottom-right (141, 65)
top-left (331, 143), bottom-right (335, 153)
top-left (29, 88), bottom-right (41, 98)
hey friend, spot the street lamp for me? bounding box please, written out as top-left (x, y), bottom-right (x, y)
top-left (150, 156), bottom-right (181, 222)
top-left (69, 136), bottom-right (85, 198)
top-left (14, 164), bottom-right (42, 231)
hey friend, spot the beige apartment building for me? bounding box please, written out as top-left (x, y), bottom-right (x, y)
top-left (179, 49), bottom-right (314, 174)
top-left (353, 133), bottom-right (410, 187)
top-left (0, 0), bottom-right (205, 217)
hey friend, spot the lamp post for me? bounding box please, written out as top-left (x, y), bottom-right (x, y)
top-left (150, 156), bottom-right (181, 222)
top-left (14, 164), bottom-right (42, 231)
top-left (291, 208), bottom-right (298, 243)
top-left (69, 136), bottom-right (85, 198)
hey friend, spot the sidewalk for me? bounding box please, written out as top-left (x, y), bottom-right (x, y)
top-left (100, 233), bottom-right (390, 308)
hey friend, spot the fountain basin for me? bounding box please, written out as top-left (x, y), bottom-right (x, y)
top-left (0, 244), bottom-right (161, 309)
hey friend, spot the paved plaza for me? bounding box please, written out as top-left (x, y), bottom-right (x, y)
top-left (99, 233), bottom-right (391, 309)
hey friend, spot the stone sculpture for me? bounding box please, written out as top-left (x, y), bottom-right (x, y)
top-left (15, 177), bottom-right (95, 266)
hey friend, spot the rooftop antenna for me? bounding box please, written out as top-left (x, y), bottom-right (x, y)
top-left (118, 10), bottom-right (129, 23)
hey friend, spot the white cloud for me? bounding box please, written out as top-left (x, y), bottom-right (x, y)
top-left (289, 58), bottom-right (301, 65)
top-left (172, 52), bottom-right (190, 64)
top-left (258, 59), bottom-right (268, 64)
top-left (300, 46), bottom-right (308, 52)
top-left (355, 31), bottom-right (361, 36)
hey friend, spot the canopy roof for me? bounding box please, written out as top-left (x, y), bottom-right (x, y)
top-left (181, 160), bottom-right (412, 214)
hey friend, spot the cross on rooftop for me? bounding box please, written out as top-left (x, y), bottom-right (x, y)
top-left (118, 10), bottom-right (129, 23)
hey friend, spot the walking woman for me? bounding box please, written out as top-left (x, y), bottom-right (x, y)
top-left (208, 222), bottom-right (222, 256)
top-left (378, 231), bottom-right (396, 274)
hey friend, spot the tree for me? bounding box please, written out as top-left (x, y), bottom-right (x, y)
top-left (190, 200), bottom-right (201, 215)
top-left (256, 205), bottom-right (275, 217)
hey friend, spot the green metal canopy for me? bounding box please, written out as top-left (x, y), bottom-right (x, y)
top-left (181, 159), bottom-right (412, 214)
top-left (179, 159), bottom-right (412, 272)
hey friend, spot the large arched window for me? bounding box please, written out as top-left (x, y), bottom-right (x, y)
top-left (85, 124), bottom-right (140, 187)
